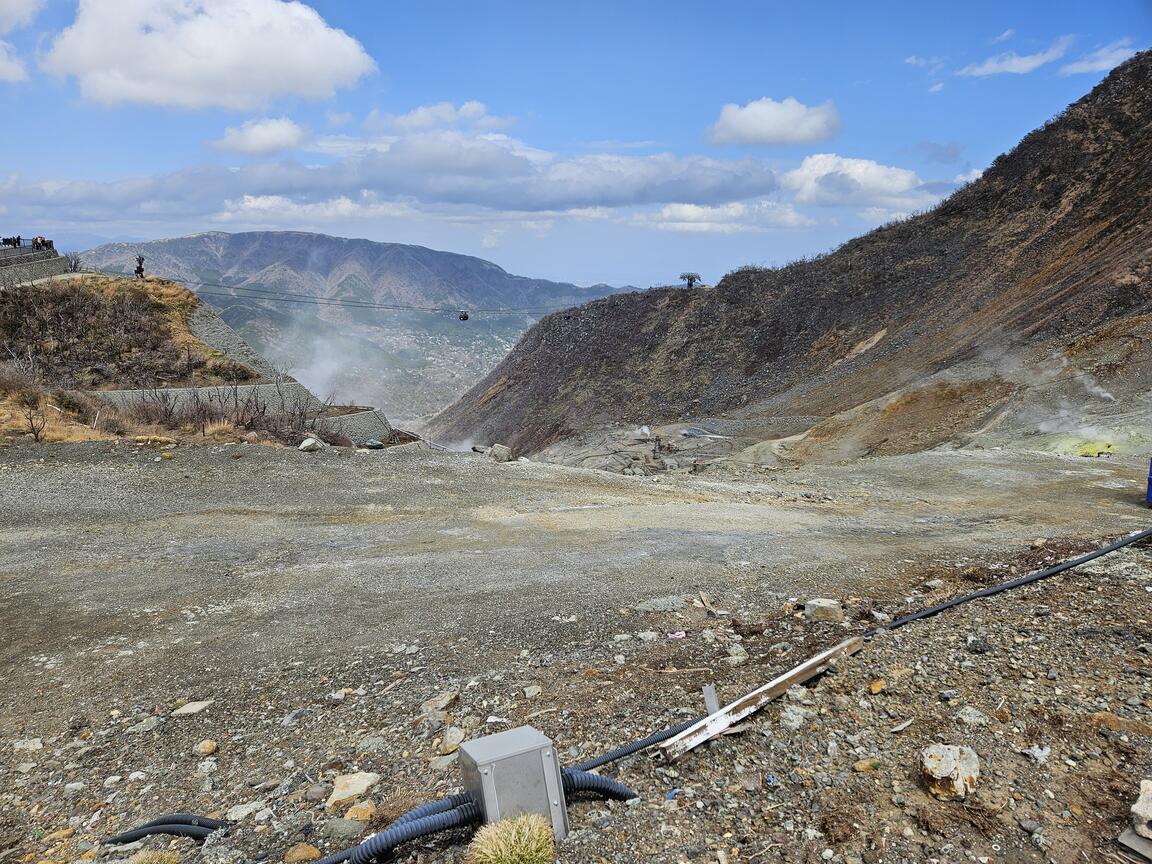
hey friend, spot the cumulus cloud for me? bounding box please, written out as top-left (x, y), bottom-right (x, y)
top-left (212, 117), bottom-right (311, 155)
top-left (957, 35), bottom-right (1074, 76)
top-left (709, 96), bottom-right (841, 146)
top-left (0, 0), bottom-right (44, 82)
top-left (387, 100), bottom-right (512, 131)
top-left (1059, 39), bottom-right (1137, 75)
top-left (783, 154), bottom-right (939, 210)
top-left (642, 200), bottom-right (813, 234)
top-left (41, 0), bottom-right (376, 109)
top-left (0, 0), bottom-right (43, 31)
top-left (0, 41), bottom-right (26, 81)
top-left (213, 194), bottom-right (415, 223)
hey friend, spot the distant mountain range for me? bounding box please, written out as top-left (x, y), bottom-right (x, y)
top-left (83, 231), bottom-right (625, 428)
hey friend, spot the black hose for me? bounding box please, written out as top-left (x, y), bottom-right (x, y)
top-left (569, 715), bottom-right (702, 771)
top-left (864, 527), bottom-right (1152, 638)
top-left (562, 768), bottom-right (636, 800)
top-left (105, 823), bottom-right (217, 845)
top-left (391, 792), bottom-right (473, 826)
top-left (347, 801), bottom-right (481, 864)
top-left (133, 812), bottom-right (228, 831)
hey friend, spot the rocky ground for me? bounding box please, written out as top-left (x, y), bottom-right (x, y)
top-left (2, 440), bottom-right (1150, 864)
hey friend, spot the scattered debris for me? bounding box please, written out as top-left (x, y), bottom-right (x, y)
top-left (803, 598), bottom-right (845, 623)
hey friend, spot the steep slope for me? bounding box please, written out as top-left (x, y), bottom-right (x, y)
top-left (429, 52), bottom-right (1152, 456)
top-left (83, 232), bottom-right (622, 427)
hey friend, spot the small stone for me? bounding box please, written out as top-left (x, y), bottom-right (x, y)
top-left (172, 699), bottom-right (214, 716)
top-left (322, 818), bottom-right (364, 841)
top-left (284, 842), bottom-right (323, 863)
top-left (127, 771), bottom-right (147, 782)
top-left (12, 738), bottom-right (42, 751)
top-left (923, 579), bottom-right (944, 590)
top-left (345, 800), bottom-right (377, 822)
top-left (421, 691), bottom-right (459, 714)
top-left (636, 631), bottom-right (659, 642)
top-left (938, 689), bottom-right (960, 702)
top-left (64, 781), bottom-right (86, 795)
top-left (868, 679), bottom-right (887, 695)
top-left (523, 685), bottom-right (542, 699)
top-left (103, 775), bottom-right (122, 788)
top-left (16, 762), bottom-right (35, 773)
top-left (304, 783), bottom-right (329, 802)
top-left (127, 716), bottom-right (161, 733)
top-left (430, 753), bottom-right (458, 771)
top-left (853, 758), bottom-right (879, 773)
top-left (440, 726), bottom-right (466, 754)
top-left (326, 772), bottom-right (380, 809)
top-left (956, 706), bottom-right (990, 727)
top-left (1133, 779), bottom-right (1152, 839)
top-left (779, 705), bottom-right (814, 731)
top-left (803, 599), bottom-right (844, 623)
top-left (357, 735), bottom-right (387, 753)
top-left (194, 739), bottom-right (218, 756)
top-left (633, 595), bottom-right (687, 612)
top-left (225, 800), bottom-right (266, 821)
top-left (1018, 818), bottom-right (1041, 834)
top-left (920, 744), bottom-right (980, 800)
top-left (725, 644), bottom-right (749, 667)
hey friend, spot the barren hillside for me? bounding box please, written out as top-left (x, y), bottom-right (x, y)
top-left (428, 52), bottom-right (1152, 457)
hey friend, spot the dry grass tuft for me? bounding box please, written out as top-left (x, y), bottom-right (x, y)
top-left (127, 852), bottom-right (181, 864)
top-left (370, 787), bottom-right (426, 831)
top-left (465, 813), bottom-right (554, 864)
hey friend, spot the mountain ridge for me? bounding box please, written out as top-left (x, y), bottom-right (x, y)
top-left (428, 51), bottom-right (1152, 458)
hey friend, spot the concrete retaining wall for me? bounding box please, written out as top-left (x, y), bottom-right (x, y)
top-left (0, 255), bottom-right (71, 284)
top-left (187, 305), bottom-right (280, 380)
top-left (90, 383), bottom-right (392, 444)
top-left (91, 381), bottom-right (323, 414)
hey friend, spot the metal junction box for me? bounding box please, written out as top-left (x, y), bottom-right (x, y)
top-left (458, 725), bottom-right (569, 841)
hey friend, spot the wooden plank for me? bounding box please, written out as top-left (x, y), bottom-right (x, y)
top-left (659, 637), bottom-right (864, 761)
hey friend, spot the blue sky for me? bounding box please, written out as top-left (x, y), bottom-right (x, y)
top-left (1, 1), bottom-right (1148, 286)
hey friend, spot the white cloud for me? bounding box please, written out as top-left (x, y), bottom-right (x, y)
top-left (709, 96), bottom-right (841, 146)
top-left (0, 0), bottom-right (44, 82)
top-left (0, 40), bottom-right (26, 81)
top-left (212, 117), bottom-right (311, 155)
top-left (213, 194), bottom-right (415, 224)
top-left (1059, 39), bottom-right (1137, 75)
top-left (640, 200), bottom-right (813, 234)
top-left (957, 35), bottom-right (1074, 76)
top-left (0, 0), bottom-right (43, 31)
top-left (41, 0), bottom-right (376, 109)
top-left (953, 167), bottom-right (983, 184)
top-left (388, 100), bottom-right (512, 131)
top-left (783, 154), bottom-right (938, 210)
top-left (991, 29), bottom-right (1015, 44)
top-left (929, 82), bottom-right (944, 93)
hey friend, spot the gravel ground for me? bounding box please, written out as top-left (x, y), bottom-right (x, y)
top-left (1, 440), bottom-right (1150, 863)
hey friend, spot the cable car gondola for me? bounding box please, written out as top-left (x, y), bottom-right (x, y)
top-left (458, 310), bottom-right (470, 321)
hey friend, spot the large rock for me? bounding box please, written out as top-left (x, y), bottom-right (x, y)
top-left (488, 444), bottom-right (512, 462)
top-left (298, 438), bottom-right (327, 452)
top-left (326, 772), bottom-right (380, 809)
top-left (803, 598), bottom-right (845, 623)
top-left (920, 744), bottom-right (980, 800)
top-left (1133, 779), bottom-right (1152, 839)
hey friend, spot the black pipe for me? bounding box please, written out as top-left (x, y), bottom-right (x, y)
top-left (864, 527), bottom-right (1152, 638)
top-left (105, 823), bottom-right (217, 845)
top-left (562, 768), bottom-right (636, 800)
top-left (391, 792), bottom-right (473, 826)
top-left (569, 715), bottom-right (702, 772)
top-left (132, 812), bottom-right (228, 831)
top-left (348, 801), bottom-right (481, 864)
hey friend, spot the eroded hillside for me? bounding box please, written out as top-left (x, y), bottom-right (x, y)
top-left (428, 52), bottom-right (1152, 459)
